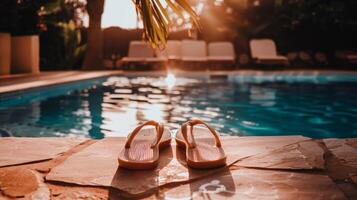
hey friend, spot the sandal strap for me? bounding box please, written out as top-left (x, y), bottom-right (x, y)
top-left (125, 120), bottom-right (164, 148)
top-left (181, 119), bottom-right (222, 148)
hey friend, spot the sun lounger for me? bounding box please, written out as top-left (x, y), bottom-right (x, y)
top-left (335, 50), bottom-right (357, 64)
top-left (122, 41), bottom-right (153, 63)
top-left (250, 39), bottom-right (289, 66)
top-left (207, 42), bottom-right (236, 69)
top-left (121, 41), bottom-right (167, 69)
top-left (208, 42), bottom-right (235, 62)
top-left (181, 40), bottom-right (208, 62)
top-left (180, 40), bottom-right (207, 69)
top-left (166, 40), bottom-right (182, 60)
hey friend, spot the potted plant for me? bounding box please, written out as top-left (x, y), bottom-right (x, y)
top-left (0, 0), bottom-right (15, 75)
top-left (10, 0), bottom-right (44, 74)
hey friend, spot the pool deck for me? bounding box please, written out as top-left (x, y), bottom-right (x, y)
top-left (0, 136), bottom-right (356, 199)
top-left (1, 70), bottom-right (357, 94)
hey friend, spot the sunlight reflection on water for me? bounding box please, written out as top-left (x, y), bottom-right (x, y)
top-left (99, 74), bottom-right (200, 136)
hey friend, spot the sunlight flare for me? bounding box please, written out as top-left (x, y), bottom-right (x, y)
top-left (165, 73), bottom-right (176, 90)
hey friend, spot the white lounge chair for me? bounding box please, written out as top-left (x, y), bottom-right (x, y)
top-left (250, 39), bottom-right (289, 66)
top-left (208, 42), bottom-right (235, 62)
top-left (122, 41), bottom-right (167, 64)
top-left (181, 40), bottom-right (207, 62)
top-left (166, 40), bottom-right (182, 60)
top-left (154, 40), bottom-right (182, 59)
top-left (122, 41), bottom-right (152, 63)
top-left (179, 40), bottom-right (208, 69)
top-left (207, 42), bottom-right (236, 69)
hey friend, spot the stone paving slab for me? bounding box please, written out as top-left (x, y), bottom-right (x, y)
top-left (149, 168), bottom-right (347, 200)
top-left (46, 136), bottom-right (308, 196)
top-left (0, 137), bottom-right (87, 167)
top-left (324, 138), bottom-right (357, 169)
top-left (237, 140), bottom-right (325, 170)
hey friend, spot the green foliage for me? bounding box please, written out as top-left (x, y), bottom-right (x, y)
top-left (275, 0), bottom-right (355, 31)
top-left (202, 0), bottom-right (357, 52)
top-left (59, 21), bottom-right (86, 67)
top-left (272, 0), bottom-right (357, 50)
top-left (40, 0), bottom-right (86, 70)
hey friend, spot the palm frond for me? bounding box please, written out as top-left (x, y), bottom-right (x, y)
top-left (134, 0), bottom-right (199, 48)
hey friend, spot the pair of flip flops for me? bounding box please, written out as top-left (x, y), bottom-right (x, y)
top-left (118, 119), bottom-right (227, 170)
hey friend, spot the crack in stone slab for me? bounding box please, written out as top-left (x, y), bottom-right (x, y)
top-left (320, 139), bottom-right (357, 182)
top-left (33, 140), bottom-right (97, 174)
top-left (236, 140), bottom-right (325, 170)
top-left (317, 139), bottom-right (357, 199)
top-left (0, 137), bottom-right (88, 168)
top-left (323, 138), bottom-right (357, 169)
top-left (31, 170), bottom-right (50, 200)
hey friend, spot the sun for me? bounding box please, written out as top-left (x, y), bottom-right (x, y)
top-left (101, 0), bottom-right (138, 29)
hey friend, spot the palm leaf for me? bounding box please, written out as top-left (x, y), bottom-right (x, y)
top-left (134, 0), bottom-right (199, 48)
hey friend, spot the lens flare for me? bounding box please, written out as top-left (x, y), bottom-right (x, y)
top-left (165, 73), bottom-right (176, 90)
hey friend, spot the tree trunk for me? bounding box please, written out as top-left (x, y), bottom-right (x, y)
top-left (82, 0), bottom-right (105, 70)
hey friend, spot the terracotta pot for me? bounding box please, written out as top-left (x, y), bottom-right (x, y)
top-left (11, 35), bottom-right (40, 74)
top-left (0, 33), bottom-right (11, 75)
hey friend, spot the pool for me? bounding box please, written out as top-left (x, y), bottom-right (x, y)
top-left (1, 73), bottom-right (357, 139)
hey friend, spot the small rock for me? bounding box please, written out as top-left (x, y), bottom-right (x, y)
top-left (0, 168), bottom-right (38, 198)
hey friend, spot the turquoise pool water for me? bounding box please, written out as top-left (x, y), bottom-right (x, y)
top-left (0, 74), bottom-right (357, 139)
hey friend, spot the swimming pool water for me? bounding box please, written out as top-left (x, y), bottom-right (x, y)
top-left (0, 75), bottom-right (357, 139)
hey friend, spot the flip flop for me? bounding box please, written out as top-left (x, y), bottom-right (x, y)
top-left (118, 120), bottom-right (171, 170)
top-left (176, 119), bottom-right (227, 169)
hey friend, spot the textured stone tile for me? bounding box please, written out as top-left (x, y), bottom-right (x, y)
top-left (48, 184), bottom-right (110, 200)
top-left (0, 137), bottom-right (87, 167)
top-left (237, 140), bottom-right (325, 169)
top-left (218, 135), bottom-right (309, 163)
top-left (46, 136), bottom-right (308, 196)
top-left (324, 138), bottom-right (357, 169)
top-left (46, 138), bottom-right (126, 187)
top-left (150, 168), bottom-right (347, 200)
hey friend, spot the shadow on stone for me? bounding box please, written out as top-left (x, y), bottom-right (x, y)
top-left (175, 145), bottom-right (236, 198)
top-left (109, 146), bottom-right (173, 198)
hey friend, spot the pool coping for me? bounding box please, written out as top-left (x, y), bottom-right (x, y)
top-left (1, 70), bottom-right (357, 95)
top-left (0, 71), bottom-right (123, 94)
